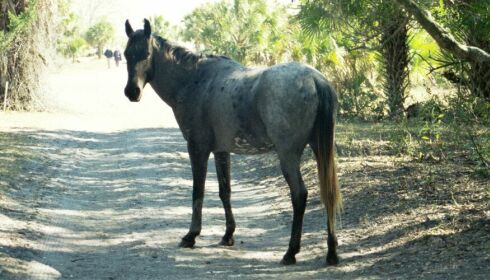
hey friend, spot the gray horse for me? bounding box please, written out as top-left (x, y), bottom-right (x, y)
top-left (123, 19), bottom-right (342, 266)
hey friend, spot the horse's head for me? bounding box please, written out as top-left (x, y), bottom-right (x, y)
top-left (123, 19), bottom-right (155, 102)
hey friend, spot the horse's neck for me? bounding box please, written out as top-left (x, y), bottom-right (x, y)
top-left (149, 51), bottom-right (194, 109)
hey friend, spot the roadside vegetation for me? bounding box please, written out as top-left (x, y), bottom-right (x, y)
top-left (1, 0), bottom-right (488, 246)
top-left (0, 1), bottom-right (488, 277)
top-left (1, 0), bottom-right (488, 202)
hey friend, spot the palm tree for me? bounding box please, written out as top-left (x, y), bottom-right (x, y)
top-left (297, 0), bottom-right (411, 118)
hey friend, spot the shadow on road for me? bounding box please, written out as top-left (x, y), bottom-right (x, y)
top-left (0, 128), bottom-right (488, 279)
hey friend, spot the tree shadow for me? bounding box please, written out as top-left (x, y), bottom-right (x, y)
top-left (0, 127), bottom-right (488, 279)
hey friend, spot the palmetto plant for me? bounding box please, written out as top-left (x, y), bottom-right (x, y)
top-left (181, 0), bottom-right (291, 65)
top-left (296, 0), bottom-right (411, 119)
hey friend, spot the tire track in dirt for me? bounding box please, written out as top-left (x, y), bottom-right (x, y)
top-left (3, 123), bottom-right (488, 279)
top-left (1, 121), bottom-right (346, 279)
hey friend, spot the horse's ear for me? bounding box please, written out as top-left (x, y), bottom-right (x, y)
top-left (144, 18), bottom-right (151, 39)
top-left (125, 20), bottom-right (134, 37)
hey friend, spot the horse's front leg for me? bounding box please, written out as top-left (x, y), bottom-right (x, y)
top-left (214, 152), bottom-right (235, 246)
top-left (179, 143), bottom-right (210, 248)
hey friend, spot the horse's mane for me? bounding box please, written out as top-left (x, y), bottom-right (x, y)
top-left (154, 36), bottom-right (228, 68)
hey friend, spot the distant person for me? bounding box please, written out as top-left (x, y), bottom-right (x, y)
top-left (114, 49), bottom-right (122, 67)
top-left (104, 49), bottom-right (113, 69)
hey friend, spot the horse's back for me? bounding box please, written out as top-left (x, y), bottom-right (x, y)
top-left (205, 61), bottom-right (324, 154)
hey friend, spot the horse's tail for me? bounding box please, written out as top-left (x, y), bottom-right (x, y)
top-left (314, 79), bottom-right (342, 233)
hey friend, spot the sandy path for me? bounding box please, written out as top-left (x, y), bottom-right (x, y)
top-left (0, 59), bottom-right (338, 279)
top-left (1, 58), bottom-right (488, 279)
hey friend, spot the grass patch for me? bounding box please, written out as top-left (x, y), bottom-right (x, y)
top-left (336, 118), bottom-right (489, 178)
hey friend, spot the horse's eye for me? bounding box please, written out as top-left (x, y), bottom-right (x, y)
top-left (147, 52), bottom-right (151, 57)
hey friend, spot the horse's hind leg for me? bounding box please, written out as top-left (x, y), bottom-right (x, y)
top-left (278, 151), bottom-right (307, 265)
top-left (180, 143), bottom-right (210, 248)
top-left (214, 152), bottom-right (236, 246)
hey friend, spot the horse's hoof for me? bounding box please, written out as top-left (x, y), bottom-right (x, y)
top-left (219, 236), bottom-right (234, 246)
top-left (326, 251), bottom-right (339, 265)
top-left (280, 255), bottom-right (296, 265)
top-left (179, 238), bottom-right (195, 248)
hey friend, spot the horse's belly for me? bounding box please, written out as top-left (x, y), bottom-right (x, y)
top-left (230, 135), bottom-right (274, 155)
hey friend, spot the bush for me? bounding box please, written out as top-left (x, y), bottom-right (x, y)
top-left (85, 19), bottom-right (115, 59)
top-left (328, 53), bottom-right (385, 120)
top-left (0, 0), bottom-right (57, 111)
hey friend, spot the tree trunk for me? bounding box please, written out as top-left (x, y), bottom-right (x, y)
top-left (393, 0), bottom-right (490, 64)
top-left (380, 8), bottom-right (410, 119)
top-left (97, 45), bottom-right (103, 59)
top-left (467, 36), bottom-right (490, 99)
top-left (0, 0), bottom-right (9, 31)
top-left (462, 0), bottom-right (490, 99)
top-left (14, 0), bottom-right (27, 14)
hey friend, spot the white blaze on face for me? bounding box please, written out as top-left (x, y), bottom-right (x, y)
top-left (133, 60), bottom-right (150, 90)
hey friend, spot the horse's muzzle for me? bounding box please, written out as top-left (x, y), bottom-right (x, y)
top-left (124, 86), bottom-right (141, 102)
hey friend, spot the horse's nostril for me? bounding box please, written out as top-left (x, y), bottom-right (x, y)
top-left (124, 86), bottom-right (132, 97)
top-left (125, 85), bottom-right (142, 102)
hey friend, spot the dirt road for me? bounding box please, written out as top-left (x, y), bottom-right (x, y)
top-left (1, 59), bottom-right (488, 279)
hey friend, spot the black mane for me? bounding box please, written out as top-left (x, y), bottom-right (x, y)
top-left (154, 36), bottom-right (229, 68)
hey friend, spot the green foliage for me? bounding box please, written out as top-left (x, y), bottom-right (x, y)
top-left (179, 0), bottom-right (393, 119)
top-left (289, 23), bottom-right (343, 72)
top-left (416, 108), bottom-right (445, 161)
top-left (295, 1), bottom-right (332, 40)
top-left (387, 92), bottom-right (489, 171)
top-left (181, 0), bottom-right (291, 65)
top-left (296, 0), bottom-right (377, 41)
top-left (290, 19), bottom-right (384, 120)
top-left (64, 37), bottom-right (86, 62)
top-left (431, 1), bottom-right (490, 99)
top-left (409, 29), bottom-right (441, 78)
top-left (0, 3), bottom-right (37, 50)
top-left (85, 18), bottom-right (115, 59)
top-left (0, 0), bottom-right (57, 111)
top-left (447, 88), bottom-right (490, 167)
top-left (296, 0), bottom-right (411, 119)
top-left (331, 52), bottom-right (385, 120)
top-left (7, 7), bottom-right (36, 31)
top-left (56, 12), bottom-right (86, 62)
top-left (295, 1), bottom-right (380, 119)
top-left (148, 15), bottom-right (179, 40)
top-left (434, 0), bottom-right (490, 43)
